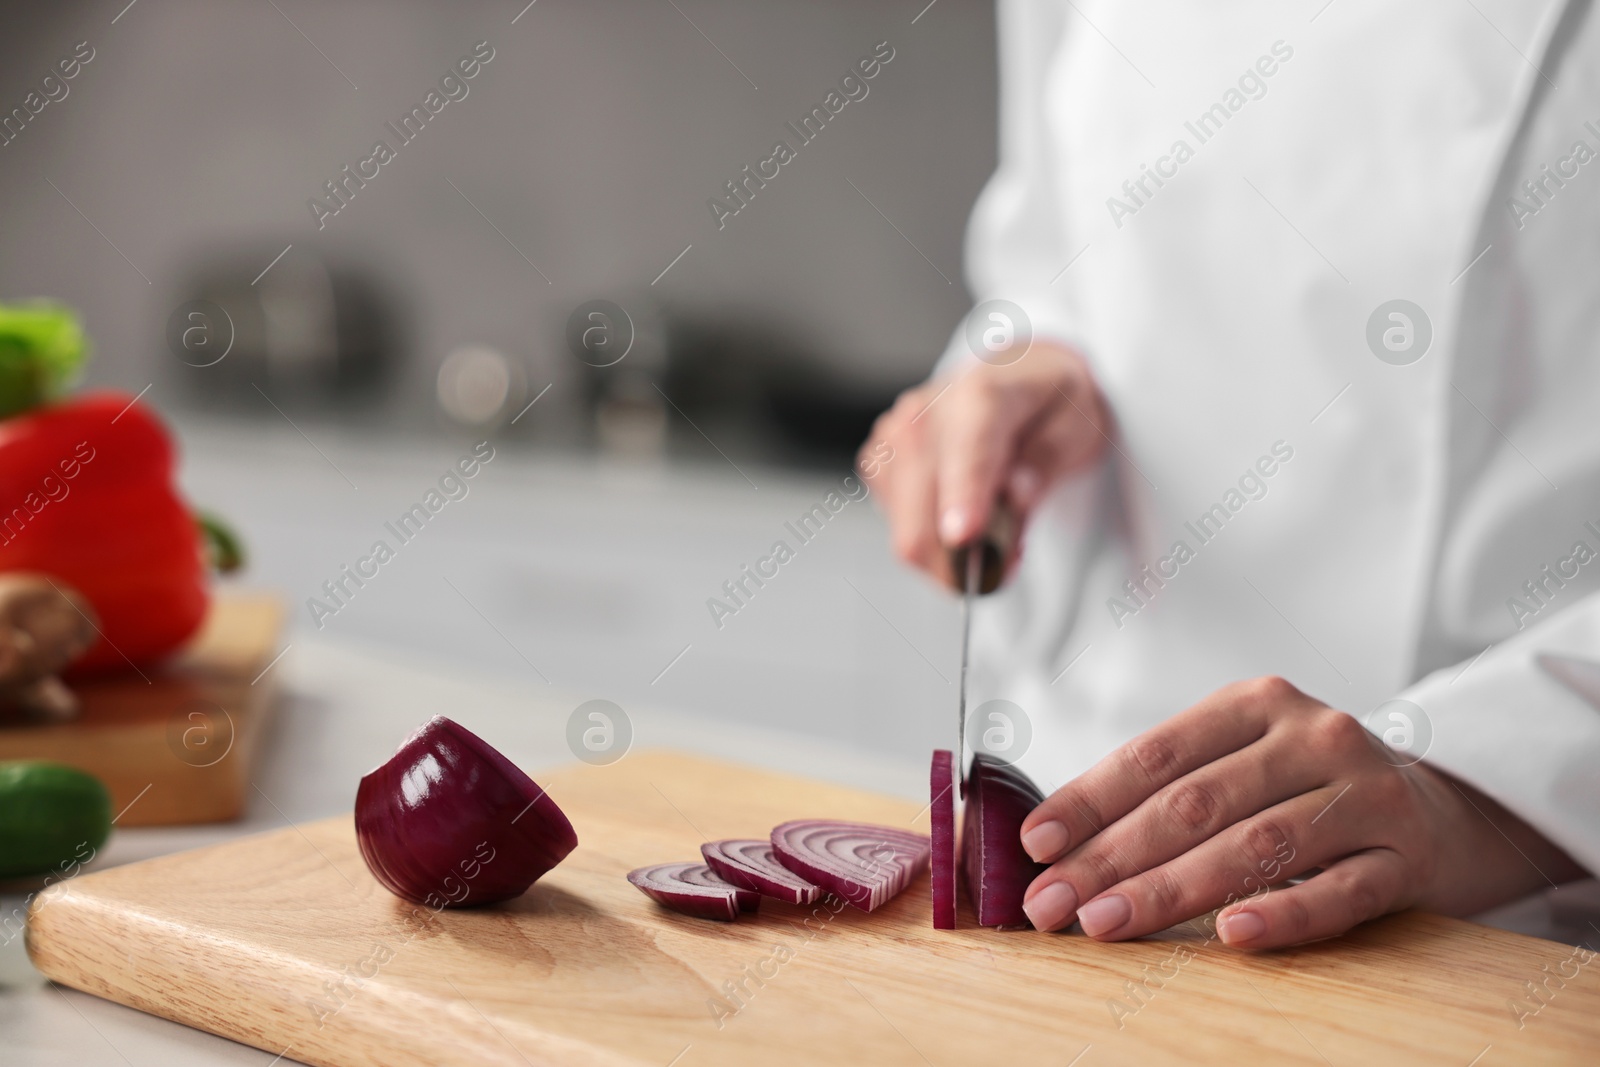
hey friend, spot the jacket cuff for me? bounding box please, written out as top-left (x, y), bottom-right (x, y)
top-left (1404, 590), bottom-right (1600, 876)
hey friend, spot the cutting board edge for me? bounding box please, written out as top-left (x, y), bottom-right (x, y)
top-left (25, 877), bottom-right (654, 1067)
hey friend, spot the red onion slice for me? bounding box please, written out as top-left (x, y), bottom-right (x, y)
top-left (770, 820), bottom-right (930, 912)
top-left (355, 716), bottom-right (577, 908)
top-left (930, 750), bottom-right (957, 929)
top-left (702, 839), bottom-right (822, 905)
top-left (628, 862), bottom-right (753, 921)
top-left (678, 862), bottom-right (760, 912)
top-left (961, 753), bottom-right (1047, 927)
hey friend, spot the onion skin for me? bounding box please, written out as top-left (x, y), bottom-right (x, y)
top-left (628, 862), bottom-right (752, 921)
top-left (770, 820), bottom-right (930, 913)
top-left (702, 839), bottom-right (822, 906)
top-left (961, 754), bottom-right (1046, 928)
top-left (930, 750), bottom-right (957, 930)
top-left (355, 716), bottom-right (578, 908)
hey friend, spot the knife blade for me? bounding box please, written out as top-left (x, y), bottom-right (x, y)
top-left (958, 543), bottom-right (980, 786)
top-left (951, 503), bottom-right (1018, 786)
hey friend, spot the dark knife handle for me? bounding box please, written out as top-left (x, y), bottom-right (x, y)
top-left (948, 502), bottom-right (1018, 596)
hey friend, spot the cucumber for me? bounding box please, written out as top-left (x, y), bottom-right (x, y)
top-left (0, 761), bottom-right (112, 880)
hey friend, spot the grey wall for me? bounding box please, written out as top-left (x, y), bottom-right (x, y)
top-left (0, 0), bottom-right (996, 432)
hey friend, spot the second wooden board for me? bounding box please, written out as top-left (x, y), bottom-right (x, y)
top-left (0, 591), bottom-right (286, 825)
top-left (26, 750), bottom-right (1600, 1065)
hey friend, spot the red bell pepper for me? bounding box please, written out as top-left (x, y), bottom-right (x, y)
top-left (0, 391), bottom-right (209, 671)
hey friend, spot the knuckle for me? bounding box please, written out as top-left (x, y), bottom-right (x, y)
top-left (1070, 795), bottom-right (1110, 836)
top-left (954, 373), bottom-right (1005, 416)
top-left (1163, 781), bottom-right (1221, 835)
top-left (1239, 817), bottom-right (1293, 871)
top-left (885, 396), bottom-right (923, 432)
top-left (1277, 889), bottom-right (1314, 937)
top-left (1140, 868), bottom-right (1187, 917)
top-left (1126, 735), bottom-right (1182, 784)
top-left (1310, 709), bottom-right (1368, 752)
top-left (1343, 871), bottom-right (1386, 925)
top-left (891, 387), bottom-right (924, 414)
top-left (1075, 846), bottom-right (1126, 893)
top-left (1247, 675), bottom-right (1300, 705)
top-left (966, 368), bottom-right (1003, 397)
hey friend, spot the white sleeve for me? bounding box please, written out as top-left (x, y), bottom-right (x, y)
top-left (1404, 590), bottom-right (1600, 876)
top-left (934, 0), bottom-right (1086, 379)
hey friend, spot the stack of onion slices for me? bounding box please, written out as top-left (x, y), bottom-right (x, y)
top-left (628, 821), bottom-right (930, 921)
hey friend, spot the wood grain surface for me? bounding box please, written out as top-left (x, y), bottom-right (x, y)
top-left (25, 750), bottom-right (1600, 1066)
top-left (0, 591), bottom-right (286, 826)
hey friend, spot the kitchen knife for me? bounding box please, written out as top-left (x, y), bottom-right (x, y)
top-left (950, 503), bottom-right (1018, 785)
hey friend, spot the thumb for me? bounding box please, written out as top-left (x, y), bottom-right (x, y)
top-left (935, 373), bottom-right (1050, 547)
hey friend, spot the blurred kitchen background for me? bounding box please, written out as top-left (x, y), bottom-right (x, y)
top-left (0, 1), bottom-right (998, 769)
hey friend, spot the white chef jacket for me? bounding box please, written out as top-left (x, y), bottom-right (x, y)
top-left (943, 0), bottom-right (1600, 876)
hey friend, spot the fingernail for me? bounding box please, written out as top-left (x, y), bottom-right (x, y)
top-left (1020, 820), bottom-right (1070, 862)
top-left (1021, 881), bottom-right (1078, 932)
top-left (1077, 894), bottom-right (1132, 938)
top-left (939, 506), bottom-right (969, 545)
top-left (1217, 910), bottom-right (1267, 945)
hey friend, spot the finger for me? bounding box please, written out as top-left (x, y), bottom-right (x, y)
top-left (1001, 404), bottom-right (1103, 551)
top-left (934, 370), bottom-right (1052, 548)
top-left (1020, 676), bottom-right (1304, 863)
top-left (1215, 849), bottom-right (1407, 949)
top-left (1005, 415), bottom-right (1068, 520)
top-left (1026, 737), bottom-right (1332, 924)
top-left (1044, 784), bottom-right (1351, 940)
top-left (1048, 369), bottom-right (1110, 459)
top-left (867, 401), bottom-right (951, 587)
top-left (1012, 388), bottom-right (1107, 496)
top-left (1004, 349), bottom-right (1107, 517)
top-left (854, 417), bottom-right (893, 486)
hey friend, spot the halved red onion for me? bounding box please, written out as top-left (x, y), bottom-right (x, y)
top-left (355, 716), bottom-right (577, 907)
top-left (961, 753), bottom-right (1046, 927)
top-left (930, 749), bottom-right (957, 929)
top-left (770, 820), bottom-right (930, 912)
top-left (702, 839), bottom-right (822, 905)
top-left (628, 862), bottom-right (754, 921)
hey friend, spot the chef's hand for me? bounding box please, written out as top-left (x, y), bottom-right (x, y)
top-left (1017, 676), bottom-right (1585, 948)
top-left (856, 343), bottom-right (1109, 589)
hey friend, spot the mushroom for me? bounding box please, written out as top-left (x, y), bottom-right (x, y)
top-left (0, 573), bottom-right (99, 722)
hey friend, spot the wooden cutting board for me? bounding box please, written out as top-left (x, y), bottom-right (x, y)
top-left (25, 751), bottom-right (1600, 1066)
top-left (0, 590), bottom-right (286, 826)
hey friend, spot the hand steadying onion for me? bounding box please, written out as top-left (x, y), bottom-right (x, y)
top-left (355, 716), bottom-right (577, 907)
top-left (962, 753), bottom-right (1047, 927)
